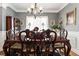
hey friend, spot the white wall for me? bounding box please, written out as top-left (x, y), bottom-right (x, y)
top-left (0, 31), bottom-right (6, 51)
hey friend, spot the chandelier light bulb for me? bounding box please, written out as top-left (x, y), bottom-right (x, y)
top-left (39, 7), bottom-right (43, 10)
top-left (27, 8), bottom-right (31, 12)
top-left (31, 4), bottom-right (34, 9)
top-left (34, 10), bottom-right (37, 14)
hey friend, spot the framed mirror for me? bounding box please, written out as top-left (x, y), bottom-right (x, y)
top-left (66, 8), bottom-right (76, 25)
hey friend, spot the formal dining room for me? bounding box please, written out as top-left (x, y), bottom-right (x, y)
top-left (0, 3), bottom-right (79, 56)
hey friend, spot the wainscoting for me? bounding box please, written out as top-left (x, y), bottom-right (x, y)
top-left (0, 31), bottom-right (6, 51)
top-left (68, 31), bottom-right (79, 55)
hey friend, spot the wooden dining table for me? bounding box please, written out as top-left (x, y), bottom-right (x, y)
top-left (3, 31), bottom-right (71, 56)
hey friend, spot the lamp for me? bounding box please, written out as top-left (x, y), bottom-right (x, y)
top-left (27, 3), bottom-right (43, 18)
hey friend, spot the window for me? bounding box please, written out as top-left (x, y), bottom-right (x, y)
top-left (26, 16), bottom-right (48, 30)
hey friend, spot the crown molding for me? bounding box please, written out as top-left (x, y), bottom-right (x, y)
top-left (8, 3), bottom-right (68, 13)
top-left (14, 9), bottom-right (59, 13)
top-left (57, 3), bottom-right (68, 12)
top-left (8, 4), bottom-right (17, 12)
top-left (0, 3), bottom-right (8, 9)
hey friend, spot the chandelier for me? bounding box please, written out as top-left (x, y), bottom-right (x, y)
top-left (27, 3), bottom-right (43, 18)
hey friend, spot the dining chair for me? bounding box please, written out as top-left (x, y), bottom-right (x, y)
top-left (48, 30), bottom-right (57, 56)
top-left (54, 40), bottom-right (71, 56)
top-left (60, 29), bottom-right (68, 39)
top-left (64, 40), bottom-right (71, 56)
top-left (20, 30), bottom-right (36, 56)
top-left (19, 30), bottom-right (36, 56)
top-left (4, 30), bottom-right (12, 55)
top-left (40, 29), bottom-right (57, 56)
top-left (26, 31), bottom-right (36, 56)
top-left (8, 30), bottom-right (30, 56)
top-left (54, 29), bottom-right (68, 55)
top-left (6, 30), bottom-right (22, 56)
top-left (19, 30), bottom-right (28, 56)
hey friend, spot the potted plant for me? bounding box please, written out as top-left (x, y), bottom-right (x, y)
top-left (50, 24), bottom-right (61, 31)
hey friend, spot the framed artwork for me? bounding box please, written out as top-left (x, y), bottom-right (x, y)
top-left (66, 8), bottom-right (76, 25)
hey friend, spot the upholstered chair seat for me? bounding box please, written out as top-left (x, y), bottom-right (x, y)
top-left (10, 43), bottom-right (21, 49)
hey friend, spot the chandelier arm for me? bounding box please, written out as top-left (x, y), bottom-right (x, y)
top-left (35, 3), bottom-right (37, 8)
top-left (27, 3), bottom-right (43, 18)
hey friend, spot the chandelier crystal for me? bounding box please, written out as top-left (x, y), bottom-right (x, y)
top-left (27, 3), bottom-right (43, 18)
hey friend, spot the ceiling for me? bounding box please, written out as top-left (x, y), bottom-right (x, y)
top-left (8, 3), bottom-right (68, 13)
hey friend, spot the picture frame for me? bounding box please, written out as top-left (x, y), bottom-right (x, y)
top-left (66, 8), bottom-right (76, 25)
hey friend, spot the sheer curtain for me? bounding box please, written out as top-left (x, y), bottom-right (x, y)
top-left (26, 16), bottom-right (48, 30)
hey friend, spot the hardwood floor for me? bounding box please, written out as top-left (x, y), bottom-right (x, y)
top-left (0, 51), bottom-right (5, 56)
top-left (70, 51), bottom-right (79, 56)
top-left (0, 50), bottom-right (79, 56)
